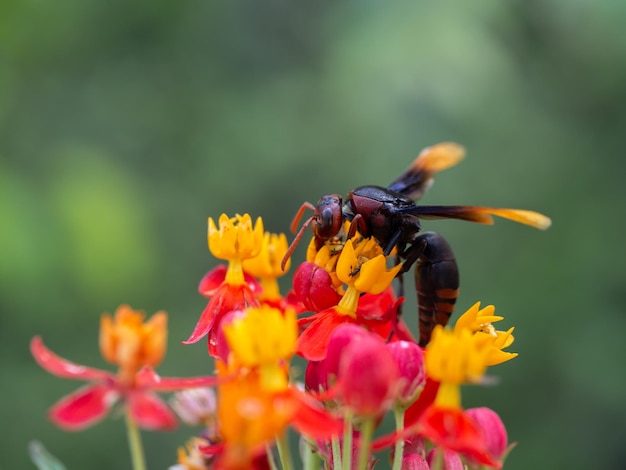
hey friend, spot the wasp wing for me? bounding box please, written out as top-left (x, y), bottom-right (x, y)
top-left (398, 205), bottom-right (552, 230)
top-left (387, 142), bottom-right (465, 200)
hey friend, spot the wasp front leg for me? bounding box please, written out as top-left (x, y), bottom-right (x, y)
top-left (404, 232), bottom-right (460, 347)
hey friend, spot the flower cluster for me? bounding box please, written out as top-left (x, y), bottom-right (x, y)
top-left (32, 212), bottom-right (523, 470)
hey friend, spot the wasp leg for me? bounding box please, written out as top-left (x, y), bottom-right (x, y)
top-left (405, 232), bottom-right (460, 347)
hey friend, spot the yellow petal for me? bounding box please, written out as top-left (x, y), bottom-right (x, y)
top-left (243, 232), bottom-right (290, 278)
top-left (335, 239), bottom-right (359, 285)
top-left (224, 306), bottom-right (297, 370)
top-left (354, 255), bottom-right (402, 294)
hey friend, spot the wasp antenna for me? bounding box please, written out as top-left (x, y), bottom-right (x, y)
top-left (281, 216), bottom-right (314, 271)
top-left (290, 202), bottom-right (316, 234)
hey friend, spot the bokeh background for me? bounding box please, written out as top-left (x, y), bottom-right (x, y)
top-left (2, 0), bottom-right (625, 468)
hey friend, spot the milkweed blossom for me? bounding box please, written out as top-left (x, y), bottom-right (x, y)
top-left (31, 306), bottom-right (217, 432)
top-left (31, 172), bottom-right (548, 470)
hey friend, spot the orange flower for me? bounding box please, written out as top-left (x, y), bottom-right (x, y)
top-left (210, 305), bottom-right (342, 468)
top-left (214, 364), bottom-right (342, 469)
top-left (31, 306), bottom-right (217, 431)
top-left (100, 305), bottom-right (167, 385)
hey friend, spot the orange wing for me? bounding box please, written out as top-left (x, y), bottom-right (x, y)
top-left (402, 205), bottom-right (552, 230)
top-left (387, 142), bottom-right (466, 200)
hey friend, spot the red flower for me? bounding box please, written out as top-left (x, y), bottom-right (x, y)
top-left (419, 406), bottom-right (500, 468)
top-left (184, 279), bottom-right (259, 356)
top-left (184, 213), bottom-right (265, 356)
top-left (31, 337), bottom-right (217, 431)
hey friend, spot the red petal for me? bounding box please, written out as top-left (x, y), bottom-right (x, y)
top-left (31, 337), bottom-right (114, 382)
top-left (127, 391), bottom-right (177, 430)
top-left (357, 286), bottom-right (395, 321)
top-left (405, 378), bottom-right (440, 427)
top-left (296, 309), bottom-right (354, 361)
top-left (198, 442), bottom-right (225, 456)
top-left (183, 300), bottom-right (219, 345)
top-left (198, 264), bottom-right (262, 298)
top-left (297, 311), bottom-right (323, 328)
top-left (286, 388), bottom-right (343, 439)
top-left (49, 383), bottom-right (117, 431)
top-left (419, 406), bottom-right (500, 468)
top-left (135, 366), bottom-right (220, 391)
top-left (184, 284), bottom-right (258, 346)
top-left (198, 265), bottom-right (228, 297)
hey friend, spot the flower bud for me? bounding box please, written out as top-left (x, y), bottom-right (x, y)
top-left (304, 360), bottom-right (329, 392)
top-left (465, 407), bottom-right (508, 460)
top-left (426, 449), bottom-right (464, 470)
top-left (338, 333), bottom-right (399, 416)
top-left (325, 323), bottom-right (371, 384)
top-left (292, 262), bottom-right (341, 312)
top-left (403, 435), bottom-right (426, 455)
top-left (386, 340), bottom-right (425, 405)
top-left (402, 453), bottom-right (430, 470)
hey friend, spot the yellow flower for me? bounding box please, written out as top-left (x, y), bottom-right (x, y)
top-left (208, 213), bottom-right (264, 261)
top-left (425, 326), bottom-right (491, 387)
top-left (333, 237), bottom-right (402, 316)
top-left (243, 232), bottom-right (290, 300)
top-left (99, 305), bottom-right (167, 383)
top-left (454, 302), bottom-right (502, 332)
top-left (175, 437), bottom-right (210, 470)
top-left (223, 306), bottom-right (297, 392)
top-left (454, 302), bottom-right (518, 366)
top-left (208, 213), bottom-right (264, 285)
top-left (336, 237), bottom-right (402, 294)
top-left (486, 326), bottom-right (518, 366)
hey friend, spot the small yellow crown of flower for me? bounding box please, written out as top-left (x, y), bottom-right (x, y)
top-left (208, 213), bottom-right (264, 261)
top-left (425, 325), bottom-right (492, 385)
top-left (243, 232), bottom-right (291, 278)
top-left (454, 302), bottom-right (518, 366)
top-left (336, 237), bottom-right (402, 295)
top-left (223, 305), bottom-right (297, 392)
top-left (99, 305), bottom-right (167, 377)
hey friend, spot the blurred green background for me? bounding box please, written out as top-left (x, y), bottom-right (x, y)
top-left (2, 0), bottom-right (625, 468)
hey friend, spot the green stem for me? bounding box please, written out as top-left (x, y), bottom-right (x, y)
top-left (356, 417), bottom-right (375, 470)
top-left (391, 406), bottom-right (405, 470)
top-left (266, 444), bottom-right (279, 470)
top-left (303, 438), bottom-right (320, 470)
top-left (331, 436), bottom-right (342, 469)
top-left (124, 407), bottom-right (146, 470)
top-left (431, 447), bottom-right (443, 470)
top-left (342, 410), bottom-right (354, 470)
top-left (276, 432), bottom-right (294, 470)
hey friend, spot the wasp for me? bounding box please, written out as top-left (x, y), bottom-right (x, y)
top-left (283, 143), bottom-right (551, 346)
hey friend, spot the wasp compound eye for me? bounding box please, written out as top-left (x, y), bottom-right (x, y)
top-left (318, 207), bottom-right (336, 238)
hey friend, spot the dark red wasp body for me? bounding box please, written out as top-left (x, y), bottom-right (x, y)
top-left (283, 143), bottom-right (551, 346)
